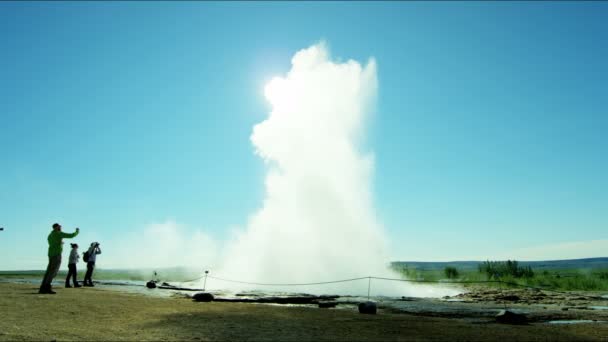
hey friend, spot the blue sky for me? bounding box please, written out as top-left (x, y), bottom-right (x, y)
top-left (0, 2), bottom-right (606, 270)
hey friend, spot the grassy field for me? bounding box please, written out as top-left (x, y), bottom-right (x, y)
top-left (392, 260), bottom-right (608, 291)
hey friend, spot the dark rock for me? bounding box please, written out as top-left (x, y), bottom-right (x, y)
top-left (358, 301), bottom-right (377, 315)
top-left (496, 295), bottom-right (520, 301)
top-left (193, 292), bottom-right (215, 302)
top-left (213, 295), bottom-right (339, 305)
top-left (318, 302), bottom-right (338, 308)
top-left (146, 281), bottom-right (157, 289)
top-left (495, 310), bottom-right (527, 324)
top-left (158, 283), bottom-right (204, 291)
top-left (265, 296), bottom-right (317, 304)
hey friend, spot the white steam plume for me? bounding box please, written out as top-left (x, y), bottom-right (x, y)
top-left (102, 42), bottom-right (460, 297)
top-left (214, 42), bottom-right (459, 297)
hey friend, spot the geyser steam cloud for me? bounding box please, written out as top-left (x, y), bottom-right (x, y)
top-left (106, 42), bottom-right (461, 297)
top-left (217, 42), bottom-right (395, 294)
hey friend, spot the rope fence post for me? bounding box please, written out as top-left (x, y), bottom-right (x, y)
top-left (203, 270), bottom-right (209, 291)
top-left (367, 276), bottom-right (371, 300)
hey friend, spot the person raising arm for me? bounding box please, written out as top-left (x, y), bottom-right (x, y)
top-left (39, 223), bottom-right (79, 294)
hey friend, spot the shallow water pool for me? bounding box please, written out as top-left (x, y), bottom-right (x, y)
top-left (588, 306), bottom-right (608, 310)
top-left (548, 320), bottom-right (604, 324)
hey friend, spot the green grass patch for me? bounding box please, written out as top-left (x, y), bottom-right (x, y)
top-left (392, 263), bottom-right (608, 291)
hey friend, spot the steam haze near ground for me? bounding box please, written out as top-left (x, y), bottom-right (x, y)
top-left (110, 220), bottom-right (218, 271)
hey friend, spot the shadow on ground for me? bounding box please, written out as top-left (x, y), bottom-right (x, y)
top-left (140, 303), bottom-right (602, 341)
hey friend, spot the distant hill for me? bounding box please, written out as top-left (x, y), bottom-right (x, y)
top-left (392, 257), bottom-right (608, 271)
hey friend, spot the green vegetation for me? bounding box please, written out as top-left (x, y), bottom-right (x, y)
top-left (444, 266), bottom-right (459, 279)
top-left (393, 261), bottom-right (608, 291)
top-left (478, 260), bottom-right (534, 279)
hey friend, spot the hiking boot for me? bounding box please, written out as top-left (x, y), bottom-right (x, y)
top-left (39, 285), bottom-right (54, 294)
top-left (74, 284), bottom-right (82, 288)
top-left (39, 287), bottom-right (56, 294)
top-left (65, 284), bottom-right (73, 288)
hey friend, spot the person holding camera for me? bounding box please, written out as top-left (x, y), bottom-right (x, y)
top-left (83, 242), bottom-right (101, 287)
top-left (39, 223), bottom-right (79, 294)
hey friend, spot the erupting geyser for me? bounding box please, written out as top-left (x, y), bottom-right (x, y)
top-left (215, 42), bottom-right (460, 297)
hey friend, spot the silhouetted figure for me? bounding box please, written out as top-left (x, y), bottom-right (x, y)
top-left (39, 223), bottom-right (79, 294)
top-left (65, 243), bottom-right (81, 288)
top-left (83, 242), bottom-right (101, 287)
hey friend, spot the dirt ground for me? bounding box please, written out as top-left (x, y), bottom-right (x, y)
top-left (1, 283), bottom-right (607, 341)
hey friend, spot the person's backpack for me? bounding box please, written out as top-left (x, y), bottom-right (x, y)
top-left (83, 251), bottom-right (90, 263)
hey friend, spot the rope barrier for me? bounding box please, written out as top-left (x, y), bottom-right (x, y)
top-left (369, 276), bottom-right (598, 297)
top-left (179, 275), bottom-right (206, 283)
top-left (157, 273), bottom-right (601, 299)
top-left (205, 274), bottom-right (527, 288)
top-left (369, 276), bottom-right (527, 287)
top-left (207, 275), bottom-right (370, 286)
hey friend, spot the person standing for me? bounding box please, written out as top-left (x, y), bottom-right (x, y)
top-left (65, 243), bottom-right (81, 288)
top-left (83, 242), bottom-right (101, 287)
top-left (39, 223), bottom-right (79, 294)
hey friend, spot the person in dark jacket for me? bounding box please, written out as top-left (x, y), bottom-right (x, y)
top-left (65, 243), bottom-right (81, 288)
top-left (39, 223), bottom-right (79, 294)
top-left (83, 242), bottom-right (101, 287)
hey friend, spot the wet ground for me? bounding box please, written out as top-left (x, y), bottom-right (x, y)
top-left (403, 286), bottom-right (608, 324)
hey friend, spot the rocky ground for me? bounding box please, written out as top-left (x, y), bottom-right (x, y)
top-left (426, 286), bottom-right (608, 322)
top-left (3, 282), bottom-right (608, 341)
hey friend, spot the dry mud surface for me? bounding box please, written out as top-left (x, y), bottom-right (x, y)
top-left (1, 282), bottom-right (607, 341)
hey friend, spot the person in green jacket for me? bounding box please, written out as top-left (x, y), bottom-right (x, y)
top-left (39, 223), bottom-right (79, 294)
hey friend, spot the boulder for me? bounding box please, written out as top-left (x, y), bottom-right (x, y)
top-left (193, 292), bottom-right (215, 302)
top-left (358, 301), bottom-right (377, 315)
top-left (146, 281), bottom-right (157, 289)
top-left (495, 310), bottom-right (527, 324)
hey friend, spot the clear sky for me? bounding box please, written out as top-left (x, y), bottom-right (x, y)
top-left (0, 1), bottom-right (606, 270)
